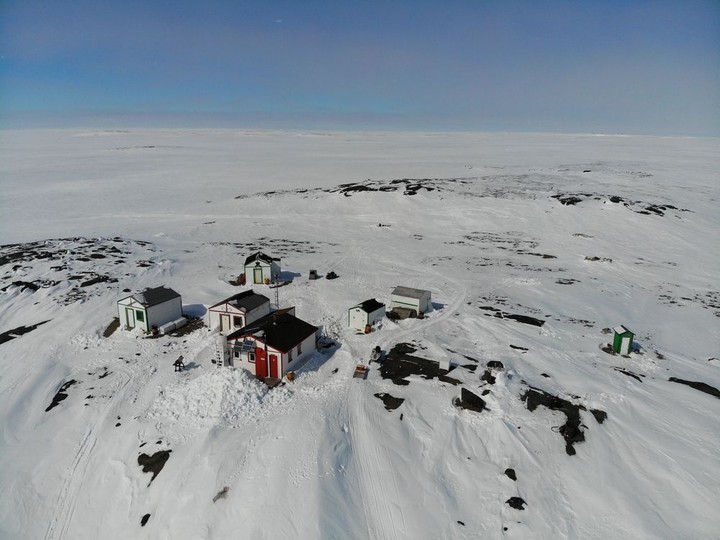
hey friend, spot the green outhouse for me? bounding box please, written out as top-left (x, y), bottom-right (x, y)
top-left (612, 325), bottom-right (634, 355)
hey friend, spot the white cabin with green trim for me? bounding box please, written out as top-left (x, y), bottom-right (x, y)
top-left (389, 286), bottom-right (432, 316)
top-left (118, 286), bottom-right (182, 332)
top-left (244, 252), bottom-right (281, 285)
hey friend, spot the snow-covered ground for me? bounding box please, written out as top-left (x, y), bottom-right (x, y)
top-left (0, 129), bottom-right (718, 539)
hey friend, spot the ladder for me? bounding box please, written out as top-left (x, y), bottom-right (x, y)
top-left (215, 342), bottom-right (225, 367)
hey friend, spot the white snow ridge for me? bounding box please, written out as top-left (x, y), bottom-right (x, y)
top-left (0, 129), bottom-right (719, 540)
top-left (148, 368), bottom-right (291, 430)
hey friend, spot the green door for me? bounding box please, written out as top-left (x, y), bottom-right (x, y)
top-left (254, 267), bottom-right (263, 284)
top-left (135, 309), bottom-right (146, 331)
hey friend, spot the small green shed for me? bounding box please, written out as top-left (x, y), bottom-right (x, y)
top-left (612, 325), bottom-right (634, 355)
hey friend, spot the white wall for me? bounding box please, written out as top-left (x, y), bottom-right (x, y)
top-left (246, 263), bottom-right (265, 284)
top-left (418, 292), bottom-right (432, 313)
top-left (245, 261), bottom-right (281, 284)
top-left (208, 305), bottom-right (241, 331)
top-left (209, 301), bottom-right (271, 332)
top-left (283, 332), bottom-right (317, 374)
top-left (389, 292), bottom-right (431, 314)
top-left (146, 297), bottom-right (183, 330)
top-left (367, 306), bottom-right (386, 325)
top-left (118, 297), bottom-right (146, 331)
top-left (348, 307), bottom-right (368, 329)
top-left (390, 295), bottom-right (420, 312)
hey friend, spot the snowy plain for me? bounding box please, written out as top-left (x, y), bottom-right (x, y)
top-left (0, 129), bottom-right (719, 539)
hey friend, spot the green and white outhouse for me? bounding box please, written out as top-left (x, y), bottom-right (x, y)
top-left (612, 325), bottom-right (634, 355)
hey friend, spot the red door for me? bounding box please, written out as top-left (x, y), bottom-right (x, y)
top-left (255, 347), bottom-right (267, 378)
top-left (269, 354), bottom-right (279, 378)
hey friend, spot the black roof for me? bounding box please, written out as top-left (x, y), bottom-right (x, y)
top-left (133, 286), bottom-right (181, 307)
top-left (227, 308), bottom-right (317, 353)
top-left (244, 252), bottom-right (278, 266)
top-left (355, 298), bottom-right (385, 313)
top-left (210, 289), bottom-right (270, 310)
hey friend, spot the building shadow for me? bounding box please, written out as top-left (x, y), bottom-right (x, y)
top-left (183, 304), bottom-right (207, 317)
top-left (290, 336), bottom-right (341, 376)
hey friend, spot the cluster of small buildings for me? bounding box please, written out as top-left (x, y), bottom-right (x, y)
top-left (117, 250), bottom-right (640, 385)
top-left (117, 251), bottom-right (434, 383)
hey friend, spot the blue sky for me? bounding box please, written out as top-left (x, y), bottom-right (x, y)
top-left (1, 0), bottom-right (718, 134)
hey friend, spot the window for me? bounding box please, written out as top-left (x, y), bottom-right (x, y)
top-left (233, 316), bottom-right (243, 327)
top-left (288, 350), bottom-right (293, 362)
top-left (234, 351), bottom-right (240, 358)
top-left (297, 343), bottom-right (302, 355)
top-left (249, 352), bottom-right (255, 363)
top-left (136, 310), bottom-right (144, 322)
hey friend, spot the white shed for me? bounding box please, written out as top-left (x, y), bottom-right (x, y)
top-left (208, 289), bottom-right (271, 333)
top-left (389, 286), bottom-right (432, 316)
top-left (244, 252), bottom-right (281, 285)
top-left (348, 299), bottom-right (386, 330)
top-left (117, 286), bottom-right (182, 333)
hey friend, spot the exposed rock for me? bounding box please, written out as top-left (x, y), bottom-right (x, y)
top-left (553, 195), bottom-right (583, 205)
top-left (138, 450), bottom-right (172, 484)
top-left (504, 468), bottom-right (517, 481)
top-left (613, 367), bottom-right (644, 382)
top-left (668, 378), bottom-right (720, 399)
top-left (454, 388), bottom-right (486, 413)
top-left (521, 388), bottom-right (604, 456)
top-left (374, 393), bottom-right (405, 411)
top-left (0, 320), bottom-right (51, 345)
top-left (480, 370), bottom-right (496, 385)
top-left (45, 380), bottom-right (77, 412)
top-left (381, 343), bottom-right (455, 386)
top-left (506, 497), bottom-right (526, 510)
top-left (213, 486), bottom-right (229, 502)
top-left (479, 306), bottom-right (545, 327)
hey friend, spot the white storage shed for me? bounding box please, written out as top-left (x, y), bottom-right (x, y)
top-left (389, 286), bottom-right (432, 317)
top-left (348, 299), bottom-right (386, 330)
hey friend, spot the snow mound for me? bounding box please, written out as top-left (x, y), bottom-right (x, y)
top-left (148, 368), bottom-right (291, 429)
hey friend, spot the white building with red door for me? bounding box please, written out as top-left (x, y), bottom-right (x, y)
top-left (207, 289), bottom-right (270, 333)
top-left (225, 308), bottom-right (318, 380)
